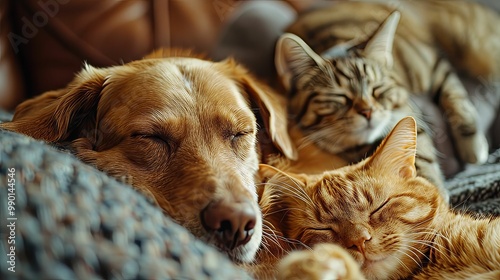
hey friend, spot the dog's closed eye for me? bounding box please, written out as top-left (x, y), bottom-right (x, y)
top-left (131, 133), bottom-right (175, 151)
top-left (132, 133), bottom-right (166, 141)
top-left (229, 130), bottom-right (254, 141)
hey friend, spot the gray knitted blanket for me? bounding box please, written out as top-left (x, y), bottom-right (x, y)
top-left (447, 148), bottom-right (500, 216)
top-left (1, 111), bottom-right (499, 279)
top-left (0, 116), bottom-right (250, 279)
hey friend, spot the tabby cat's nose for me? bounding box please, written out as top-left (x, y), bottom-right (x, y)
top-left (358, 108), bottom-right (373, 120)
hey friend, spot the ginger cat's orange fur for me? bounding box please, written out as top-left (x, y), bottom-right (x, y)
top-left (253, 117), bottom-right (500, 279)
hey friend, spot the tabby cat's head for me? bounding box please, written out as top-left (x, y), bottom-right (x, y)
top-left (259, 117), bottom-right (446, 279)
top-left (275, 12), bottom-right (409, 154)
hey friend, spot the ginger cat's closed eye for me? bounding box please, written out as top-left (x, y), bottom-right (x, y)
top-left (252, 117), bottom-right (500, 279)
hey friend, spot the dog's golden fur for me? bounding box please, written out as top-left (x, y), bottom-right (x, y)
top-left (1, 49), bottom-right (295, 262)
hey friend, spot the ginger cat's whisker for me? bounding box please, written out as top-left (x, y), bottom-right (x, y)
top-left (262, 225), bottom-right (282, 247)
top-left (400, 240), bottom-right (435, 262)
top-left (404, 230), bottom-right (453, 246)
top-left (391, 254), bottom-right (413, 277)
top-left (261, 223), bottom-right (311, 254)
top-left (264, 207), bottom-right (310, 218)
top-left (263, 181), bottom-right (315, 207)
top-left (394, 247), bottom-right (423, 269)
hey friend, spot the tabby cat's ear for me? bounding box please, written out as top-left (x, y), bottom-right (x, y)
top-left (275, 33), bottom-right (325, 92)
top-left (366, 116), bottom-right (417, 179)
top-left (363, 11), bottom-right (400, 68)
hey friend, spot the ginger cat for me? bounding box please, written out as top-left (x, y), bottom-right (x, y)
top-left (253, 117), bottom-right (500, 279)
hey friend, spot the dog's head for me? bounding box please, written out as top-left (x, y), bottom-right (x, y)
top-left (1, 52), bottom-right (296, 262)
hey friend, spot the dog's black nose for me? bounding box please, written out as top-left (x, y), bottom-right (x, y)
top-left (201, 199), bottom-right (256, 250)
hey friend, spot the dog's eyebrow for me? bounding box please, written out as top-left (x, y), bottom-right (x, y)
top-left (212, 108), bottom-right (256, 133)
top-left (129, 114), bottom-right (185, 137)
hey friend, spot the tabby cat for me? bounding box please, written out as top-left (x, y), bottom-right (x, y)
top-left (254, 117), bottom-right (500, 279)
top-left (274, 0), bottom-right (500, 194)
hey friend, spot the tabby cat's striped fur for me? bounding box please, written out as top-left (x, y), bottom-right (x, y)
top-left (274, 0), bottom-right (500, 194)
top-left (255, 117), bottom-right (500, 279)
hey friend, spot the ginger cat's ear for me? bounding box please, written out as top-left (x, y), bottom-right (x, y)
top-left (275, 33), bottom-right (326, 93)
top-left (363, 11), bottom-right (400, 68)
top-left (366, 116), bottom-right (417, 179)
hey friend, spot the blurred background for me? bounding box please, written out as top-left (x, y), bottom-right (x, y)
top-left (0, 0), bottom-right (319, 110)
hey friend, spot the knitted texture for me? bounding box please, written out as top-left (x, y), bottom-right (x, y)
top-left (446, 148), bottom-right (500, 216)
top-left (0, 128), bottom-right (250, 280)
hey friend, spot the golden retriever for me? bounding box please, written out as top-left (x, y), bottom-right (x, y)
top-left (0, 49), bottom-right (296, 263)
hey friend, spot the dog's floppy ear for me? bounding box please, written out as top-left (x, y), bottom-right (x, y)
top-left (0, 64), bottom-right (108, 142)
top-left (221, 58), bottom-right (298, 160)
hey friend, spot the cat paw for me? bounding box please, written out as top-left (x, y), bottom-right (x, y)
top-left (276, 244), bottom-right (365, 280)
top-left (456, 133), bottom-right (489, 164)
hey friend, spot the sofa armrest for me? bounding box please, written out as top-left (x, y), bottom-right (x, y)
top-left (0, 0), bottom-right (25, 110)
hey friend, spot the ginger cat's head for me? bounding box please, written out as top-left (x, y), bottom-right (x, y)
top-left (259, 117), bottom-right (447, 279)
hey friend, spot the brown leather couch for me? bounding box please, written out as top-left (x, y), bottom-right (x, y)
top-left (1, 0), bottom-right (316, 110)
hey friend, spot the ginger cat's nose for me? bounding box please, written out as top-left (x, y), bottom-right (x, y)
top-left (346, 227), bottom-right (372, 253)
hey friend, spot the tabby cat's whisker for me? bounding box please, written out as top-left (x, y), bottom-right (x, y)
top-left (305, 127), bottom-right (346, 145)
top-left (300, 127), bottom-right (347, 149)
top-left (297, 135), bottom-right (319, 151)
